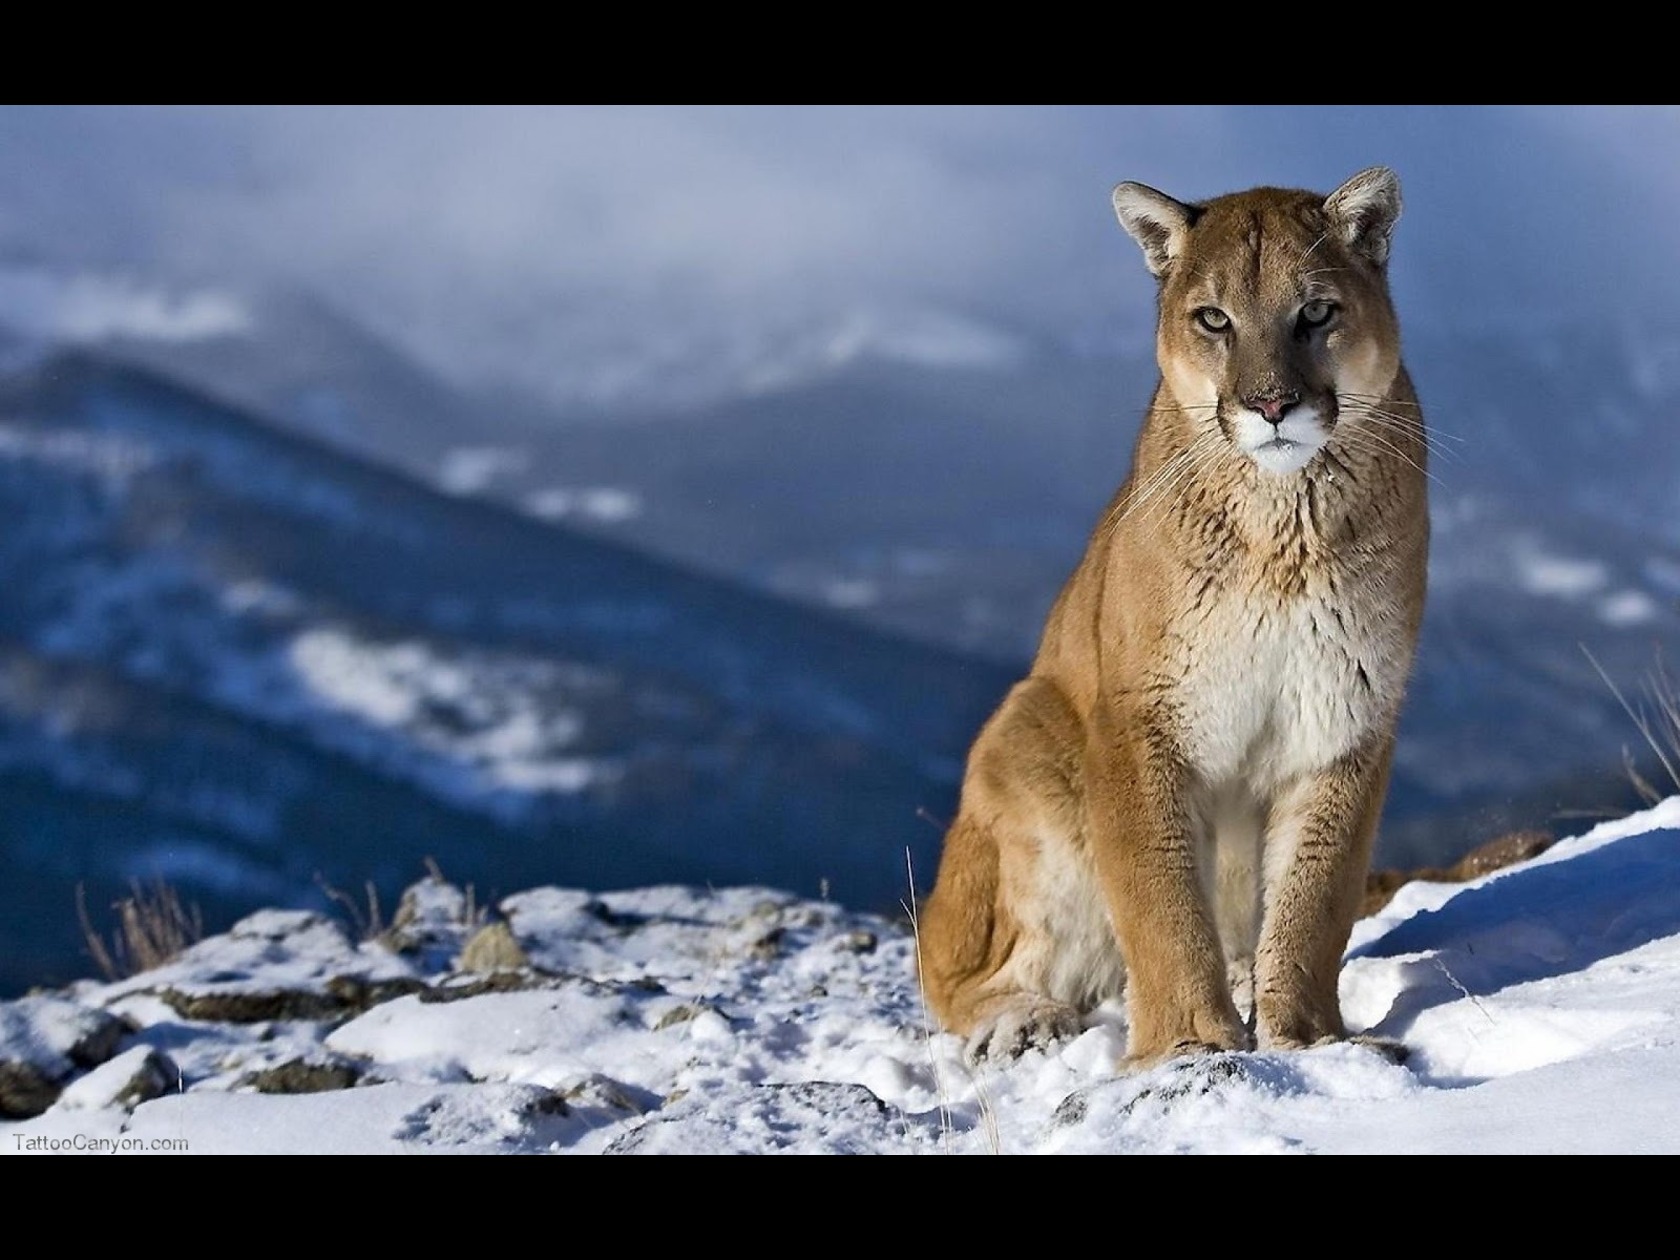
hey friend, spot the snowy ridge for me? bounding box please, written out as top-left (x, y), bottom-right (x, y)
top-left (4, 797), bottom-right (1678, 1154)
top-left (0, 269), bottom-right (251, 346)
top-left (0, 352), bottom-right (1015, 996)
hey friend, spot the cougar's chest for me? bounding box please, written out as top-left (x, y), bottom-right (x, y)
top-left (1170, 546), bottom-right (1406, 792)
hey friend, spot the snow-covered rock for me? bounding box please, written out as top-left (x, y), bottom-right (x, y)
top-left (4, 797), bottom-right (1680, 1153)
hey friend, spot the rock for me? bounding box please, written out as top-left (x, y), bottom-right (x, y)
top-left (384, 876), bottom-right (481, 970)
top-left (137, 908), bottom-right (425, 1023)
top-left (395, 1084), bottom-right (583, 1151)
top-left (457, 921), bottom-right (528, 974)
top-left (0, 996), bottom-right (130, 1118)
top-left (417, 971), bottom-right (550, 1004)
top-left (1364, 829), bottom-right (1556, 916)
top-left (652, 1001), bottom-right (729, 1031)
top-left (604, 1081), bottom-right (941, 1154)
top-left (56, 1046), bottom-right (178, 1111)
top-left (231, 909), bottom-right (336, 941)
top-left (325, 976), bottom-right (430, 1011)
top-left (1449, 829), bottom-right (1557, 879)
top-left (153, 987), bottom-right (343, 1023)
top-left (563, 1073), bottom-right (656, 1117)
top-left (242, 1058), bottom-right (361, 1094)
top-left (0, 1062), bottom-right (60, 1119)
top-left (1052, 1091), bottom-right (1087, 1126)
top-left (152, 974), bottom-right (426, 1024)
top-left (836, 930), bottom-right (878, 954)
top-left (745, 926), bottom-right (787, 961)
top-left (391, 877), bottom-right (471, 934)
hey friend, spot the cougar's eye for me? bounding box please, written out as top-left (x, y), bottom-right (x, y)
top-left (1299, 299), bottom-right (1336, 330)
top-left (1194, 307), bottom-right (1230, 333)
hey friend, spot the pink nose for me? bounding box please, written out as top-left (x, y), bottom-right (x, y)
top-left (1246, 392), bottom-right (1300, 424)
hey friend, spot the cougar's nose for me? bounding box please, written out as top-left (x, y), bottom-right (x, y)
top-left (1245, 390), bottom-right (1301, 425)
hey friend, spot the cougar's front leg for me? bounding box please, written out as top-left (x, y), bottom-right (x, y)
top-left (1086, 699), bottom-right (1248, 1067)
top-left (1253, 739), bottom-right (1393, 1050)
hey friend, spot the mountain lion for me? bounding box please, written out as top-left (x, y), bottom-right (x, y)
top-left (919, 168), bottom-right (1428, 1068)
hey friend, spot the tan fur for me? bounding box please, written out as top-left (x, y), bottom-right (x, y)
top-left (919, 168), bottom-right (1429, 1068)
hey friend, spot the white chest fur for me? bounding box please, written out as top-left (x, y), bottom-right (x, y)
top-left (1173, 574), bottom-right (1405, 794)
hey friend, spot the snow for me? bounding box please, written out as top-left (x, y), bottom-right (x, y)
top-left (22, 539), bottom-right (620, 828)
top-left (0, 423), bottom-right (157, 486)
top-left (1599, 589), bottom-right (1659, 627)
top-left (436, 446), bottom-right (527, 495)
top-left (815, 308), bottom-right (1025, 373)
top-left (1514, 541), bottom-right (1609, 599)
top-left (0, 269), bottom-right (251, 344)
top-left (523, 487), bottom-right (642, 525)
top-left (6, 798), bottom-right (1680, 1155)
top-left (821, 577), bottom-right (879, 610)
top-left (286, 628), bottom-right (608, 802)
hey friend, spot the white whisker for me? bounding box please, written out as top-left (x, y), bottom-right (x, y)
top-left (1137, 438), bottom-right (1230, 532)
top-left (1332, 426), bottom-right (1443, 489)
top-left (1341, 405), bottom-right (1459, 468)
top-left (1110, 433), bottom-right (1223, 535)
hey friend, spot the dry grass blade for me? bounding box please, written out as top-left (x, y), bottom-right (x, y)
top-left (77, 879), bottom-right (205, 981)
top-left (903, 847), bottom-right (957, 1152)
top-left (316, 872), bottom-right (385, 942)
top-left (1584, 644), bottom-right (1680, 806)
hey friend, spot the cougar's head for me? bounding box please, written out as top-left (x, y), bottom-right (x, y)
top-left (1112, 168), bottom-right (1404, 477)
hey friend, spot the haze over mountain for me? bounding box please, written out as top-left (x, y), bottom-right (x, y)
top-left (0, 355), bottom-right (1015, 994)
top-left (0, 106), bottom-right (1674, 993)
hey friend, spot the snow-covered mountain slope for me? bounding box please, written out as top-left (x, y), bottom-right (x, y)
top-left (87, 287), bottom-right (485, 472)
top-left (0, 353), bottom-right (1013, 996)
top-left (5, 796), bottom-right (1678, 1154)
top-left (390, 339), bottom-right (1677, 865)
top-left (89, 285), bottom-right (1680, 834)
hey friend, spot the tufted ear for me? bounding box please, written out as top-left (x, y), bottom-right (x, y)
top-left (1324, 166), bottom-right (1402, 267)
top-left (1112, 182), bottom-right (1199, 278)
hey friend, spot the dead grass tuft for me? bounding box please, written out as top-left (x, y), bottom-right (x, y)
top-left (315, 872), bottom-right (386, 943)
top-left (1585, 645), bottom-right (1680, 806)
top-left (77, 879), bottom-right (205, 981)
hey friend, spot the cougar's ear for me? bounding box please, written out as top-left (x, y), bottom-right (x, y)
top-left (1112, 182), bottom-right (1199, 278)
top-left (1325, 166), bottom-right (1402, 267)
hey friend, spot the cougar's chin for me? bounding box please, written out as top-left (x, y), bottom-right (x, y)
top-left (1230, 407), bottom-right (1327, 476)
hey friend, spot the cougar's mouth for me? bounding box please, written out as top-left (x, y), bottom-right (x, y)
top-left (1231, 407), bottom-right (1327, 475)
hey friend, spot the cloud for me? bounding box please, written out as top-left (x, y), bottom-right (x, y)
top-left (0, 106), bottom-right (1676, 412)
top-left (0, 268), bottom-right (251, 343)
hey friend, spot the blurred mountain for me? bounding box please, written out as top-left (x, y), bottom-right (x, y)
top-left (0, 352), bottom-right (1013, 995)
top-left (85, 288), bottom-right (482, 470)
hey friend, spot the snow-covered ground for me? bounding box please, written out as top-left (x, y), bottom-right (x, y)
top-left (5, 796), bottom-right (1680, 1155)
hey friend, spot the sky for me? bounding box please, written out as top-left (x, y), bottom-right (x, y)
top-left (2, 105), bottom-right (1677, 411)
top-left (5, 793), bottom-right (1679, 1154)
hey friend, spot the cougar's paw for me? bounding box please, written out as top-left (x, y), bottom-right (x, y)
top-left (1124, 1011), bottom-right (1252, 1071)
top-left (1254, 1005), bottom-right (1344, 1052)
top-left (1123, 1035), bottom-right (1251, 1073)
top-left (965, 1000), bottom-right (1082, 1064)
top-left (1257, 1032), bottom-right (1332, 1052)
top-left (1255, 1030), bottom-right (1409, 1065)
